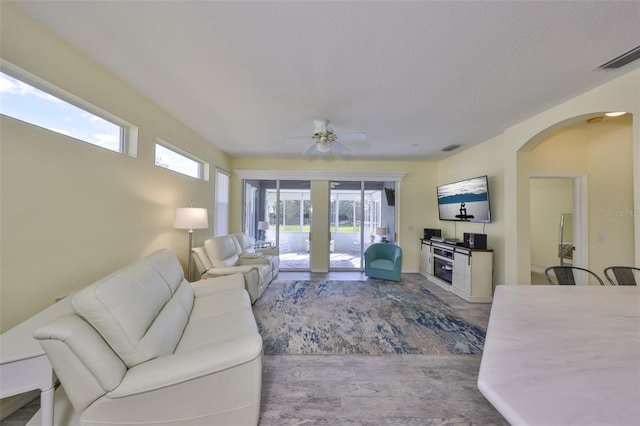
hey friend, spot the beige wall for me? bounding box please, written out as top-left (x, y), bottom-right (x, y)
top-left (505, 72), bottom-right (639, 284)
top-left (529, 178), bottom-right (573, 268)
top-left (0, 3), bottom-right (230, 332)
top-left (436, 134), bottom-right (506, 286)
top-left (2, 0), bottom-right (639, 333)
top-left (530, 117), bottom-right (635, 274)
top-left (230, 157), bottom-right (439, 273)
top-left (436, 71), bottom-right (639, 285)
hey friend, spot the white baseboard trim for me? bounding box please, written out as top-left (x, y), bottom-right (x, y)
top-left (531, 264), bottom-right (547, 274)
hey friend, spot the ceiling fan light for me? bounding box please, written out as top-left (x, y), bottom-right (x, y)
top-left (317, 140), bottom-right (331, 152)
top-left (605, 111), bottom-right (626, 117)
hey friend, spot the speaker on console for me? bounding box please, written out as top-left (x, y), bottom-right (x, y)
top-left (463, 233), bottom-right (487, 249)
top-left (424, 228), bottom-right (442, 240)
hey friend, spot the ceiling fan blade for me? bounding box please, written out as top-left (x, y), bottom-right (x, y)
top-left (336, 132), bottom-right (367, 141)
top-left (332, 141), bottom-right (351, 155)
top-left (303, 143), bottom-right (318, 156)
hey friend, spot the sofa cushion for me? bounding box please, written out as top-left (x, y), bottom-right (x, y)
top-left (205, 236), bottom-right (240, 268)
top-left (72, 249), bottom-right (192, 368)
top-left (232, 232), bottom-right (256, 255)
top-left (188, 289), bottom-right (251, 322)
top-left (370, 259), bottom-right (395, 271)
top-left (141, 249), bottom-right (185, 294)
top-left (192, 246), bottom-right (213, 275)
top-left (177, 308), bottom-right (259, 353)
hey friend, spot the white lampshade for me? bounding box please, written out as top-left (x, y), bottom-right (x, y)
top-left (173, 207), bottom-right (209, 230)
top-left (376, 226), bottom-right (387, 236)
top-left (258, 221), bottom-right (270, 231)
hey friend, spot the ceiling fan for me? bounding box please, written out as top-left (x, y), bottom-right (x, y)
top-left (290, 120), bottom-right (367, 156)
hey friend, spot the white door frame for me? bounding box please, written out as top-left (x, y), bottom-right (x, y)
top-left (530, 174), bottom-right (588, 270)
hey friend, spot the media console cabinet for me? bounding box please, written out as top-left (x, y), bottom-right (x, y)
top-left (419, 238), bottom-right (493, 303)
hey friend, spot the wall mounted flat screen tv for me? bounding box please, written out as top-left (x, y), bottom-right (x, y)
top-left (437, 175), bottom-right (491, 223)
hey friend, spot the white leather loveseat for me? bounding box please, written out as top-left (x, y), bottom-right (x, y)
top-left (192, 232), bottom-right (280, 303)
top-left (33, 249), bottom-right (263, 425)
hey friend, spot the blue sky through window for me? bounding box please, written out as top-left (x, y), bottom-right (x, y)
top-left (0, 71), bottom-right (122, 152)
top-left (155, 143), bottom-right (201, 179)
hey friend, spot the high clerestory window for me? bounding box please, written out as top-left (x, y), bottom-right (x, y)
top-left (154, 139), bottom-right (207, 180)
top-left (0, 69), bottom-right (129, 154)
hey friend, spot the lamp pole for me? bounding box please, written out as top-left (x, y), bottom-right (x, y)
top-left (187, 228), bottom-right (194, 281)
top-left (174, 207), bottom-right (208, 282)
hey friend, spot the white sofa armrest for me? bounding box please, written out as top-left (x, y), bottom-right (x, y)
top-left (109, 334), bottom-right (263, 398)
top-left (203, 265), bottom-right (259, 276)
top-left (238, 257), bottom-right (269, 266)
top-left (256, 247), bottom-right (279, 256)
top-left (239, 253), bottom-right (263, 259)
top-left (190, 273), bottom-right (245, 297)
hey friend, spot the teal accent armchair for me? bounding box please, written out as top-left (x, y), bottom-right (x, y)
top-left (364, 243), bottom-right (403, 281)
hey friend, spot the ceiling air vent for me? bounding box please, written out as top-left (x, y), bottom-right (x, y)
top-left (598, 44), bottom-right (640, 70)
top-left (441, 144), bottom-right (461, 152)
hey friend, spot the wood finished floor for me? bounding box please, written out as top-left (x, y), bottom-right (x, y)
top-left (1, 273), bottom-right (507, 425)
top-left (260, 272), bottom-right (506, 425)
top-left (260, 354), bottom-right (507, 425)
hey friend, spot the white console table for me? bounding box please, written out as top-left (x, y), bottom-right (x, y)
top-left (1, 297), bottom-right (73, 426)
top-left (479, 285), bottom-right (640, 425)
top-left (419, 239), bottom-right (493, 303)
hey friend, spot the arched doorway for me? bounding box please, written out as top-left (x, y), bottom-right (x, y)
top-left (507, 109), bottom-right (637, 285)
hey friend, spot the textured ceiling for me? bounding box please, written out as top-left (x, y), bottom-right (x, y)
top-left (14, 1), bottom-right (640, 160)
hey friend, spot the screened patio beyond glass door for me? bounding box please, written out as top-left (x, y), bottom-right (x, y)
top-left (243, 179), bottom-right (395, 271)
top-left (268, 183), bottom-right (311, 269)
top-left (329, 181), bottom-right (393, 270)
top-left (243, 179), bottom-right (312, 270)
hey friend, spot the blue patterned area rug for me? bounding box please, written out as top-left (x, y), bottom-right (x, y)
top-left (252, 279), bottom-right (485, 355)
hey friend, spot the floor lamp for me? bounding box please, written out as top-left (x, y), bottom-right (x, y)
top-left (174, 207), bottom-right (209, 282)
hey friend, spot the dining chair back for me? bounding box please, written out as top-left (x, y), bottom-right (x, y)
top-left (544, 266), bottom-right (605, 286)
top-left (603, 266), bottom-right (639, 286)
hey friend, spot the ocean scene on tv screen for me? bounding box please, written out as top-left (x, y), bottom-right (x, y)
top-left (437, 176), bottom-right (490, 222)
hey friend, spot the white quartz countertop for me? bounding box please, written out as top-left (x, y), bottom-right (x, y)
top-left (478, 285), bottom-right (640, 426)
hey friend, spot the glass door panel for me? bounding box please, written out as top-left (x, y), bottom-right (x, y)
top-left (244, 179), bottom-right (311, 269)
top-left (329, 181), bottom-right (363, 269)
top-left (327, 181), bottom-right (395, 271)
top-left (244, 179), bottom-right (275, 243)
top-left (372, 180), bottom-right (396, 244)
top-left (277, 181), bottom-right (311, 270)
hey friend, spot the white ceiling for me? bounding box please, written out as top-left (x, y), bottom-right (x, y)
top-left (14, 1), bottom-right (640, 161)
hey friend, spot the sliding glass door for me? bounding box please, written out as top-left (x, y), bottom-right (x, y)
top-left (243, 179), bottom-right (275, 243)
top-left (244, 179), bottom-right (312, 270)
top-left (328, 181), bottom-right (396, 270)
top-left (243, 178), bottom-right (396, 271)
top-left (329, 181), bottom-right (363, 269)
top-left (277, 181), bottom-right (311, 269)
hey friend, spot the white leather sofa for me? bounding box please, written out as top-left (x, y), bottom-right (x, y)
top-left (192, 233), bottom-right (279, 303)
top-left (33, 249), bottom-right (263, 426)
